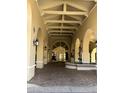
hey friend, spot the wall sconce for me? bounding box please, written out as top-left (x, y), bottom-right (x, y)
top-left (33, 39), bottom-right (39, 46)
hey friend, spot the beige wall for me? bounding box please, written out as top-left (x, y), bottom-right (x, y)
top-left (71, 6), bottom-right (97, 63)
top-left (27, 0), bottom-right (48, 81)
top-left (75, 38), bottom-right (80, 62)
top-left (36, 14), bottom-right (48, 67)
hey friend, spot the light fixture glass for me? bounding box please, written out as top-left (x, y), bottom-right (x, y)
top-left (33, 39), bottom-right (39, 46)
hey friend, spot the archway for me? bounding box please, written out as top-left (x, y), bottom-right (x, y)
top-left (91, 47), bottom-right (97, 63)
top-left (51, 41), bottom-right (69, 62)
top-left (75, 38), bottom-right (80, 62)
top-left (83, 29), bottom-right (96, 63)
top-left (52, 46), bottom-right (66, 62)
top-left (89, 41), bottom-right (97, 63)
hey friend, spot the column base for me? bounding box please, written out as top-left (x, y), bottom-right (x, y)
top-left (27, 64), bottom-right (35, 81)
top-left (36, 61), bottom-right (44, 69)
top-left (44, 58), bottom-right (48, 64)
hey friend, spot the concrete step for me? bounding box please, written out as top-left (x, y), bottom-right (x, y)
top-left (65, 62), bottom-right (97, 70)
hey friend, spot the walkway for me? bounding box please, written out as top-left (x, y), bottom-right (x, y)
top-left (28, 62), bottom-right (97, 93)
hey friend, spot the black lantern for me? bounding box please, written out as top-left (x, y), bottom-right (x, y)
top-left (33, 39), bottom-right (39, 46)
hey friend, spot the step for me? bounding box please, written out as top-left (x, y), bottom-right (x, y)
top-left (65, 62), bottom-right (97, 70)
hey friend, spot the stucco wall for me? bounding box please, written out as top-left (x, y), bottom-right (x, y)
top-left (71, 6), bottom-right (97, 63)
top-left (27, 0), bottom-right (48, 81)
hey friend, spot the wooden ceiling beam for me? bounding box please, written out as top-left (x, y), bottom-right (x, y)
top-left (48, 30), bottom-right (75, 34)
top-left (49, 34), bottom-right (73, 36)
top-left (47, 26), bottom-right (78, 30)
top-left (42, 11), bottom-right (88, 16)
top-left (45, 20), bottom-right (81, 25)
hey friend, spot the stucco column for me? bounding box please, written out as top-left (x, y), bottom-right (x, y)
top-left (82, 40), bottom-right (90, 63)
top-left (27, 0), bottom-right (36, 81)
top-left (83, 38), bottom-right (90, 63)
top-left (43, 50), bottom-right (48, 64)
top-left (49, 49), bottom-right (52, 62)
top-left (83, 52), bottom-right (90, 63)
top-left (36, 39), bottom-right (44, 69)
top-left (47, 50), bottom-right (50, 63)
top-left (36, 45), bottom-right (44, 69)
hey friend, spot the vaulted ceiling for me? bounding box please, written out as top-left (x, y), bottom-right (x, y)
top-left (37, 0), bottom-right (96, 38)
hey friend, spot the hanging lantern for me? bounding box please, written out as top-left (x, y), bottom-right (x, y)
top-left (33, 39), bottom-right (39, 46)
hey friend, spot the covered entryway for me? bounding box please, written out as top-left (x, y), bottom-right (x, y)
top-left (27, 0), bottom-right (97, 93)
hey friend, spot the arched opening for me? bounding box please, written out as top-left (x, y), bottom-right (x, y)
top-left (91, 47), bottom-right (97, 63)
top-left (83, 29), bottom-right (96, 63)
top-left (52, 46), bottom-right (66, 62)
top-left (89, 41), bottom-right (97, 64)
top-left (51, 41), bottom-right (69, 62)
top-left (75, 38), bottom-right (80, 62)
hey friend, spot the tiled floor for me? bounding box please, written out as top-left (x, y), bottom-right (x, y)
top-left (28, 62), bottom-right (97, 93)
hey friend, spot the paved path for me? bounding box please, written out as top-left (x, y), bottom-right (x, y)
top-left (28, 62), bottom-right (97, 93)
